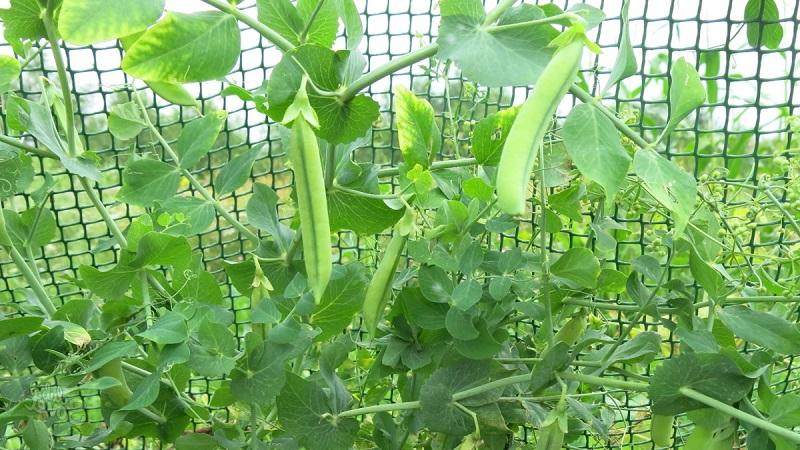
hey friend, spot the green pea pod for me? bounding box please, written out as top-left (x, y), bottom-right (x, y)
top-left (650, 414), bottom-right (674, 448)
top-left (94, 357), bottom-right (133, 408)
top-left (496, 38), bottom-right (584, 215)
top-left (289, 114), bottom-right (332, 303)
top-left (363, 232), bottom-right (407, 336)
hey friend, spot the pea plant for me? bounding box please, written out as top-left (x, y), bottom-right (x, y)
top-left (1, 0), bottom-right (799, 448)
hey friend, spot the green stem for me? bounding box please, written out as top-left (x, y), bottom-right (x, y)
top-left (77, 177), bottom-right (129, 247)
top-left (486, 13), bottom-right (576, 33)
top-left (765, 188), bottom-right (800, 236)
top-left (559, 372), bottom-right (649, 391)
top-left (339, 44), bottom-right (439, 102)
top-left (483, 0), bottom-right (517, 25)
top-left (377, 157), bottom-right (478, 178)
top-left (199, 0), bottom-right (295, 52)
top-left (333, 184), bottom-right (399, 200)
top-left (43, 8), bottom-right (76, 158)
top-left (679, 387), bottom-right (800, 444)
top-left (538, 143), bottom-right (554, 348)
top-left (298, 0), bottom-right (326, 43)
top-left (0, 134), bottom-right (55, 159)
top-left (324, 142), bottom-right (336, 190)
top-left (19, 43), bottom-right (47, 70)
top-left (133, 93), bottom-right (261, 245)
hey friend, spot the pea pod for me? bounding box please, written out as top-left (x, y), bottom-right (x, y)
top-left (496, 38), bottom-right (584, 215)
top-left (285, 82), bottom-right (332, 304)
top-left (650, 414), bottom-right (674, 448)
top-left (94, 357), bottom-right (133, 408)
top-left (363, 231), bottom-right (407, 336)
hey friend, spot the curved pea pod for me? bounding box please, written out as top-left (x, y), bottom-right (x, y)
top-left (496, 38), bottom-right (584, 215)
top-left (94, 357), bottom-right (133, 408)
top-left (362, 231), bottom-right (408, 336)
top-left (289, 114), bottom-right (332, 304)
top-left (650, 414), bottom-right (674, 448)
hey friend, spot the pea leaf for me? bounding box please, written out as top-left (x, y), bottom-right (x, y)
top-left (118, 159), bottom-right (181, 207)
top-left (122, 12), bottom-right (241, 83)
top-left (2, 207), bottom-right (57, 249)
top-left (689, 250), bottom-right (726, 301)
top-left (649, 352), bottom-right (753, 415)
top-left (137, 312), bottom-right (189, 345)
top-left (121, 372), bottom-right (160, 411)
top-left (79, 263), bottom-right (137, 299)
top-left (562, 103), bottom-right (631, 208)
top-left (230, 340), bottom-right (293, 406)
top-left (58, 0), bottom-right (164, 45)
top-left (108, 102), bottom-right (147, 141)
top-left (335, 0), bottom-right (363, 49)
top-left (131, 232), bottom-right (192, 268)
top-left (277, 373), bottom-right (359, 450)
top-left (84, 341), bottom-right (138, 373)
top-left (246, 183), bottom-right (294, 251)
top-left (266, 44), bottom-right (379, 144)
top-left (214, 145), bottom-right (264, 194)
top-left (745, 0), bottom-right (783, 50)
top-left (452, 279), bottom-right (483, 311)
top-left (438, 1), bottom-right (557, 87)
top-left (0, 317), bottom-right (43, 341)
top-left (660, 58), bottom-right (706, 142)
top-left (188, 321), bottom-right (238, 378)
top-left (0, 0), bottom-right (46, 41)
top-left (159, 197), bottom-right (215, 235)
top-left (633, 148), bottom-right (696, 237)
top-left (0, 145), bottom-right (33, 198)
top-left (175, 111), bottom-right (227, 169)
top-left (718, 305), bottom-right (800, 355)
top-left (0, 54), bottom-right (21, 91)
top-left (602, 0), bottom-right (636, 94)
top-left (257, 0), bottom-right (338, 48)
top-left (550, 248), bottom-right (600, 289)
top-left (175, 433), bottom-right (218, 450)
top-left (590, 331), bottom-right (661, 365)
top-left (310, 263), bottom-right (368, 341)
top-left (395, 86), bottom-right (440, 169)
top-left (327, 190), bottom-right (405, 235)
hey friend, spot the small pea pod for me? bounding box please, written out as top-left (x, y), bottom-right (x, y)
top-left (285, 79), bottom-right (332, 303)
top-left (496, 38), bottom-right (584, 215)
top-left (363, 231), bottom-right (408, 336)
top-left (650, 414), bottom-right (674, 448)
top-left (94, 357), bottom-right (133, 408)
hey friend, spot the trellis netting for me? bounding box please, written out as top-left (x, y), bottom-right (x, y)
top-left (0, 0), bottom-right (799, 448)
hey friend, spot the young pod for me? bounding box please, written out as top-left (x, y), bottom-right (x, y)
top-left (650, 414), bottom-right (674, 448)
top-left (363, 232), bottom-right (407, 336)
top-left (289, 114), bottom-right (332, 303)
top-left (496, 39), bottom-right (584, 215)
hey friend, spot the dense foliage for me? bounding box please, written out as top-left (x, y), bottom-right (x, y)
top-left (1, 0), bottom-right (799, 448)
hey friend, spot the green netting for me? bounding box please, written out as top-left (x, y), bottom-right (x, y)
top-left (1, 0), bottom-right (799, 448)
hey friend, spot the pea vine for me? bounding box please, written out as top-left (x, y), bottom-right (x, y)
top-left (0, 0), bottom-right (799, 449)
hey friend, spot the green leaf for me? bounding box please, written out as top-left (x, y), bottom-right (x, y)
top-left (21, 419), bottom-right (51, 450)
top-left (131, 232), bottom-right (192, 268)
top-left (660, 58), bottom-right (706, 141)
top-left (266, 44), bottom-right (379, 144)
top-left (231, 340), bottom-right (292, 406)
top-left (79, 263), bottom-right (137, 299)
top-left (633, 148), bottom-right (696, 236)
top-left (395, 86), bottom-right (439, 169)
top-left (6, 95), bottom-right (100, 180)
top-left (562, 103), bottom-right (630, 208)
top-left (0, 145), bottom-right (33, 198)
top-left (108, 102), bottom-right (147, 141)
top-left (420, 359), bottom-right (496, 436)
top-left (246, 183), bottom-right (294, 251)
top-left (118, 159), bottom-right (181, 207)
top-left (0, 54), bottom-right (21, 91)
top-left (310, 263), bottom-right (368, 341)
top-left (419, 265), bottom-right (454, 303)
top-left (122, 12), bottom-right (241, 83)
top-left (188, 321), bottom-right (238, 378)
top-left (175, 433), bottom-right (219, 450)
top-left (550, 248), bottom-right (600, 289)
top-left (452, 279), bottom-right (482, 311)
top-left (745, 0), bottom-right (783, 50)
top-left (58, 0), bottom-right (164, 45)
top-left (689, 250), bottom-right (726, 301)
top-left (438, 2), bottom-right (557, 87)
top-left (159, 197), bottom-right (215, 235)
top-left (718, 305), bottom-right (800, 355)
top-left (591, 331), bottom-right (661, 365)
top-left (602, 0), bottom-right (636, 94)
top-left (335, 0), bottom-right (363, 49)
top-left (649, 352), bottom-right (754, 415)
top-left (327, 190), bottom-right (405, 235)
top-left (31, 326), bottom-right (67, 373)
top-left (2, 207), bottom-right (57, 249)
top-left (121, 372), bottom-right (160, 411)
top-left (0, 317), bottom-right (42, 341)
top-left (176, 111), bottom-right (227, 169)
top-left (214, 145), bottom-right (263, 194)
top-left (84, 341), bottom-right (138, 373)
top-left (0, 0), bottom-right (46, 41)
top-left (147, 81), bottom-right (198, 107)
top-left (257, 0), bottom-right (338, 48)
top-left (137, 312), bottom-right (189, 345)
top-left (277, 373), bottom-right (359, 450)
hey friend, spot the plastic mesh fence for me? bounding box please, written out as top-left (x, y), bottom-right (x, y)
top-left (1, 0), bottom-right (799, 448)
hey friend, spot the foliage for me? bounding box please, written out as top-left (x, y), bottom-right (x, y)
top-left (0, 1), bottom-right (799, 449)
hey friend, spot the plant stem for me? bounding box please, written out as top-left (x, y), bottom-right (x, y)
top-left (486, 13), bottom-right (576, 33)
top-left (377, 157), bottom-right (478, 178)
top-left (133, 93), bottom-right (261, 245)
top-left (339, 44), bottom-right (439, 101)
top-left (298, 0), bottom-right (326, 43)
top-left (333, 184), bottom-right (399, 200)
top-left (764, 188), bottom-right (800, 236)
top-left (483, 0), bottom-right (517, 25)
top-left (560, 372), bottom-right (649, 391)
top-left (77, 177), bottom-right (129, 247)
top-left (0, 134), bottom-right (55, 159)
top-left (199, 0), bottom-right (295, 52)
top-left (43, 9), bottom-right (76, 158)
top-left (679, 387), bottom-right (800, 444)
